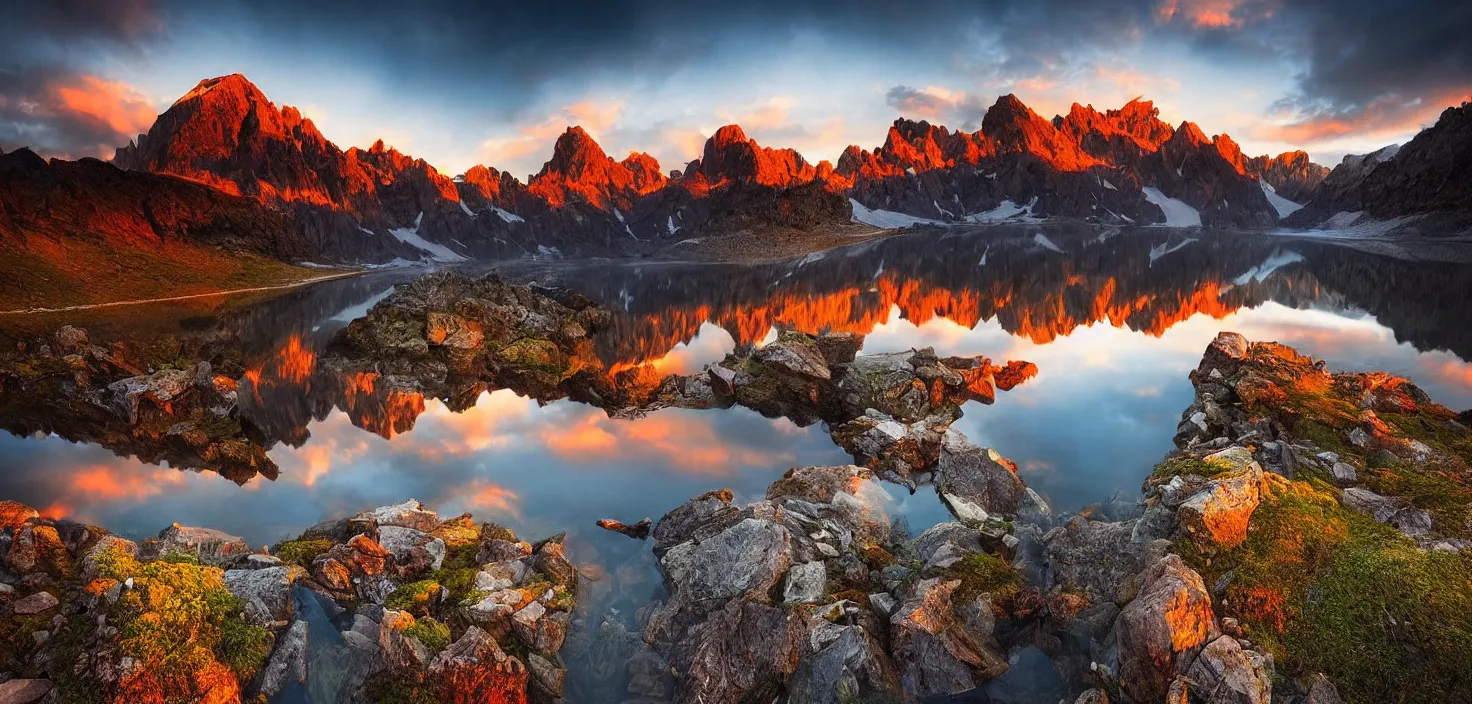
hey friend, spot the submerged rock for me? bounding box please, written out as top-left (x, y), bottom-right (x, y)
top-left (595, 517), bottom-right (652, 539)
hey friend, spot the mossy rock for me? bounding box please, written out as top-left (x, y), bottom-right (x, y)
top-left (1177, 481), bottom-right (1472, 702)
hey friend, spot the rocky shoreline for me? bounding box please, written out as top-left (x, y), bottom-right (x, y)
top-left (3, 272), bottom-right (1471, 703)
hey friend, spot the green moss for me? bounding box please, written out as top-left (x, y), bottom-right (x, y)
top-left (107, 558), bottom-right (273, 697)
top-left (944, 553), bottom-right (1021, 605)
top-left (440, 541), bottom-right (480, 571)
top-left (404, 617), bottom-right (451, 654)
top-left (1363, 463), bottom-right (1472, 540)
top-left (363, 675), bottom-right (438, 704)
top-left (385, 579), bottom-right (439, 613)
top-left (1292, 419), bottom-right (1353, 457)
top-left (159, 552), bottom-right (201, 565)
top-left (430, 567), bottom-right (479, 605)
top-left (1151, 455), bottom-right (1233, 480)
top-left (1180, 484), bottom-right (1472, 702)
top-left (479, 522), bottom-right (518, 544)
top-left (1383, 413), bottom-right (1472, 465)
top-left (273, 539), bottom-right (333, 568)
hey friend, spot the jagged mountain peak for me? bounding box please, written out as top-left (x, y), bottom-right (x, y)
top-left (170, 73), bottom-right (267, 107)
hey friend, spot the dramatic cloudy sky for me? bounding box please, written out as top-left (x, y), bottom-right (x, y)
top-left (3, 0), bottom-right (1470, 178)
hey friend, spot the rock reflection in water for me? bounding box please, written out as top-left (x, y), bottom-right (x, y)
top-left (1, 225), bottom-right (1470, 573)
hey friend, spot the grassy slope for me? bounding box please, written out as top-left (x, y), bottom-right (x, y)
top-left (0, 235), bottom-right (332, 311)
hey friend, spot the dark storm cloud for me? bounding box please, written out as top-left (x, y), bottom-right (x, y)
top-left (2, 0), bottom-right (161, 64)
top-left (167, 0), bottom-right (1168, 109)
top-left (1264, 1), bottom-right (1472, 136)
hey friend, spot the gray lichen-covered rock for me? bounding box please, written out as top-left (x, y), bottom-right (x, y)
top-left (143, 523), bottom-right (250, 564)
top-left (890, 578), bottom-right (1007, 697)
top-left (675, 598), bottom-right (807, 704)
top-left (224, 566), bottom-right (295, 623)
top-left (1339, 487), bottom-right (1433, 536)
top-left (257, 619), bottom-right (308, 697)
top-left (781, 561), bottom-right (827, 604)
top-left (651, 488), bottom-right (740, 551)
top-left (1185, 635), bottom-right (1273, 704)
top-left (358, 499), bottom-right (440, 532)
top-left (937, 431), bottom-right (1025, 518)
top-left (376, 525), bottom-right (446, 574)
top-left (664, 518), bottom-right (792, 602)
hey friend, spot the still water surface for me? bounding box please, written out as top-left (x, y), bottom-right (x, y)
top-left (2, 225), bottom-right (1470, 698)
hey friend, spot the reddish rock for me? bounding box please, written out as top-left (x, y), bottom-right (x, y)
top-left (1116, 554), bottom-right (1215, 703)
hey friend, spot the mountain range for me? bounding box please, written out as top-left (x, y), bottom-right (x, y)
top-left (3, 73), bottom-right (1469, 275)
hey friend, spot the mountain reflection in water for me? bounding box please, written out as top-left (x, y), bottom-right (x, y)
top-left (2, 225), bottom-right (1471, 580)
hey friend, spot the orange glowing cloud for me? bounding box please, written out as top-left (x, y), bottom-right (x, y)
top-left (1257, 91), bottom-right (1469, 145)
top-left (54, 75), bottom-right (158, 138)
top-left (540, 407), bottom-right (796, 475)
top-left (460, 478), bottom-right (521, 517)
top-left (478, 99), bottom-right (627, 167)
top-left (543, 412), bottom-right (620, 458)
top-left (1156, 0), bottom-right (1252, 29)
top-left (4, 73), bottom-right (158, 159)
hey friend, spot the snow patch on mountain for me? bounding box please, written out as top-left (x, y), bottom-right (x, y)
top-left (1142, 187), bottom-right (1202, 227)
top-left (390, 212), bottom-right (466, 262)
top-left (1259, 180), bottom-right (1304, 218)
top-left (965, 199), bottom-right (1033, 223)
top-left (849, 198), bottom-right (943, 228)
top-left (489, 207), bottom-right (523, 224)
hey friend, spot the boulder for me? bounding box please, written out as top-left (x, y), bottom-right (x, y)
top-left (257, 619), bottom-right (307, 697)
top-left (675, 598), bottom-right (807, 704)
top-left (1185, 635), bottom-right (1273, 704)
top-left (1177, 447), bottom-right (1267, 550)
top-left (531, 535), bottom-right (578, 589)
top-left (786, 621), bottom-right (899, 704)
top-left (1339, 487), bottom-right (1433, 536)
top-left (144, 523), bottom-right (250, 564)
top-left (377, 525), bottom-right (446, 575)
top-left (1304, 673), bottom-right (1345, 704)
top-left (526, 652), bottom-right (566, 698)
top-left (476, 538), bottom-right (532, 564)
top-left (1045, 517), bottom-right (1166, 604)
top-left (224, 566), bottom-right (294, 623)
top-left (11, 591), bottom-right (59, 615)
top-left (359, 499), bottom-right (440, 532)
top-left (1115, 554), bottom-right (1215, 703)
top-left (914, 522), bottom-right (983, 570)
top-left (781, 561), bottom-right (827, 604)
top-left (890, 578), bottom-right (1007, 697)
top-left (426, 626), bottom-right (527, 702)
top-left (0, 501), bottom-right (39, 531)
top-left (815, 332), bottom-right (864, 367)
top-left (652, 489), bottom-right (740, 550)
top-left (662, 518), bottom-right (792, 602)
top-left (752, 332), bottom-right (832, 380)
top-left (0, 679), bottom-right (53, 704)
top-left (936, 431), bottom-right (1024, 518)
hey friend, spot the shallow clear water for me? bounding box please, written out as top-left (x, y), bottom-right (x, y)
top-left (2, 225), bottom-right (1471, 699)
